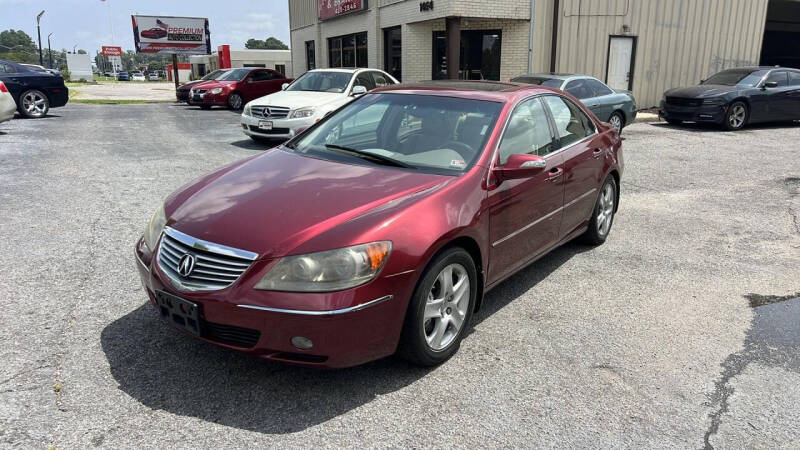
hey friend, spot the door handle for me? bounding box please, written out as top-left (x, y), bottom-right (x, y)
top-left (592, 148), bottom-right (604, 159)
top-left (546, 167), bottom-right (563, 182)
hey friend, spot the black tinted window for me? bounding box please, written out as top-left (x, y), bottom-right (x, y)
top-left (766, 71), bottom-right (789, 87)
top-left (565, 79), bottom-right (595, 99)
top-left (0, 63), bottom-right (17, 73)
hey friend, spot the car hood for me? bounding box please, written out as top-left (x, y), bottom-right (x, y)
top-left (178, 80), bottom-right (207, 91)
top-left (165, 149), bottom-right (450, 258)
top-left (664, 84), bottom-right (740, 98)
top-left (249, 90), bottom-right (345, 109)
top-left (193, 80), bottom-right (237, 90)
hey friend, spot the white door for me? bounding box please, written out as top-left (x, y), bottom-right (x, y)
top-left (607, 37), bottom-right (634, 91)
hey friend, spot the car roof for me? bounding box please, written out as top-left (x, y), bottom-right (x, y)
top-left (373, 80), bottom-right (558, 102)
top-left (307, 68), bottom-right (370, 74)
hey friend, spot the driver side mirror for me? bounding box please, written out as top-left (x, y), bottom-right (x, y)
top-left (281, 83), bottom-right (289, 90)
top-left (763, 81), bottom-right (778, 89)
top-left (351, 85), bottom-right (367, 97)
top-left (494, 154), bottom-right (547, 180)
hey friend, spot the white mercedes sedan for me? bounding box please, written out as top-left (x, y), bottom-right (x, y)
top-left (240, 68), bottom-right (397, 141)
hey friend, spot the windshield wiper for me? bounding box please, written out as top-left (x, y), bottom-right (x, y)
top-left (324, 144), bottom-right (414, 169)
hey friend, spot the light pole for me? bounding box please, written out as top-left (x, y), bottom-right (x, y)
top-left (47, 33), bottom-right (53, 68)
top-left (36, 10), bottom-right (45, 66)
top-left (73, 45), bottom-right (77, 54)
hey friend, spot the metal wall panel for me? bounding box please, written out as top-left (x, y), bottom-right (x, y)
top-left (546, 0), bottom-right (769, 107)
top-left (289, 0), bottom-right (318, 30)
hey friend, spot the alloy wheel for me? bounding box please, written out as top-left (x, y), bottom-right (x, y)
top-left (596, 182), bottom-right (615, 237)
top-left (423, 263), bottom-right (470, 351)
top-left (22, 91), bottom-right (48, 117)
top-left (728, 104), bottom-right (746, 129)
top-left (609, 114), bottom-right (623, 133)
top-left (229, 94), bottom-right (243, 110)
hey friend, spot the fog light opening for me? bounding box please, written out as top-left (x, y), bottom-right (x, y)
top-left (291, 336), bottom-right (313, 350)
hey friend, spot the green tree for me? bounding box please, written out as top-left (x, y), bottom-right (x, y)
top-left (245, 36), bottom-right (289, 50)
top-left (77, 49), bottom-right (87, 54)
top-left (0, 29), bottom-right (38, 63)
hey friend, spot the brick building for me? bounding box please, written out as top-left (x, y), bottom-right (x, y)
top-left (289, 0), bottom-right (800, 107)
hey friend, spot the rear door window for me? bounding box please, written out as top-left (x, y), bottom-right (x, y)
top-left (587, 79), bottom-right (614, 96)
top-left (788, 71), bottom-right (800, 86)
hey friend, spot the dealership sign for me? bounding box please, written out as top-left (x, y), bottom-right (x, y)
top-left (318, 0), bottom-right (365, 20)
top-left (101, 46), bottom-right (122, 57)
top-left (131, 15), bottom-right (211, 54)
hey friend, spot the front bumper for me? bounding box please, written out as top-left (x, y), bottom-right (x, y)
top-left (659, 101), bottom-right (725, 123)
top-left (240, 113), bottom-right (314, 139)
top-left (176, 90), bottom-right (190, 102)
top-left (189, 92), bottom-right (228, 107)
top-left (134, 236), bottom-right (416, 368)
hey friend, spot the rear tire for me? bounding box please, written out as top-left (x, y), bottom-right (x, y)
top-left (581, 176), bottom-right (617, 245)
top-left (18, 89), bottom-right (49, 118)
top-left (608, 111), bottom-right (625, 133)
top-left (397, 247), bottom-right (477, 366)
top-left (723, 101), bottom-right (748, 131)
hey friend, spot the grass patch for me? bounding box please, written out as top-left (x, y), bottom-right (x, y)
top-left (70, 98), bottom-right (174, 105)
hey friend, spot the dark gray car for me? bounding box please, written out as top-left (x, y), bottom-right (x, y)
top-left (511, 73), bottom-right (637, 132)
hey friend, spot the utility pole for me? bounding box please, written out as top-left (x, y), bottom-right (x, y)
top-left (36, 10), bottom-right (45, 66)
top-left (47, 33), bottom-right (53, 68)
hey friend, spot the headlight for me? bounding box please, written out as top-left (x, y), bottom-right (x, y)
top-left (702, 98), bottom-right (725, 106)
top-left (254, 241), bottom-right (392, 292)
top-left (243, 103), bottom-right (252, 116)
top-left (143, 204), bottom-right (166, 251)
top-left (209, 87), bottom-right (223, 94)
top-left (289, 107), bottom-right (315, 119)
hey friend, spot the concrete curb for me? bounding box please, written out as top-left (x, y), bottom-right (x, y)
top-left (634, 112), bottom-right (661, 124)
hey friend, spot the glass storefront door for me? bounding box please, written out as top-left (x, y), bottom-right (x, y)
top-left (432, 30), bottom-right (502, 81)
top-left (384, 26), bottom-right (402, 81)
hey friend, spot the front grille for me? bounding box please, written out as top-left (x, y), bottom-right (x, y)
top-left (248, 125), bottom-right (291, 135)
top-left (204, 321), bottom-right (261, 348)
top-left (157, 227), bottom-right (258, 291)
top-left (666, 96), bottom-right (702, 107)
top-left (250, 105), bottom-right (290, 119)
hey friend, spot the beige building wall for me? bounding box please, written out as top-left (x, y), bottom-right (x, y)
top-left (289, 0), bottom-right (772, 106)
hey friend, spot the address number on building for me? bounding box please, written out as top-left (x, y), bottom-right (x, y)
top-left (420, 1), bottom-right (434, 11)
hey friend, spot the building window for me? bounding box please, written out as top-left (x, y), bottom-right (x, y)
top-left (383, 26), bottom-right (402, 81)
top-left (432, 30), bottom-right (502, 81)
top-left (275, 64), bottom-right (286, 75)
top-left (305, 40), bottom-right (315, 70)
top-left (328, 32), bottom-right (368, 68)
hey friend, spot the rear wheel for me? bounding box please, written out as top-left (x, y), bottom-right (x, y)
top-left (582, 176), bottom-right (617, 245)
top-left (227, 93), bottom-right (243, 110)
top-left (608, 112), bottom-right (624, 133)
top-left (723, 101), bottom-right (748, 131)
top-left (18, 89), bottom-right (49, 118)
top-left (397, 247), bottom-right (477, 366)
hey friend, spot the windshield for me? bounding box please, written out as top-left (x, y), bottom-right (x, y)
top-left (702, 69), bottom-right (768, 87)
top-left (202, 70), bottom-right (226, 80)
top-left (286, 71), bottom-right (353, 93)
top-left (510, 76), bottom-right (563, 88)
top-left (290, 93), bottom-right (503, 174)
top-left (217, 68), bottom-right (251, 81)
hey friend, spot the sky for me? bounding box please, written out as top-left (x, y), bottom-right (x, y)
top-left (0, 0), bottom-right (291, 54)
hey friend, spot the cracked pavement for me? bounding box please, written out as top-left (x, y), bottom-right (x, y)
top-left (0, 105), bottom-right (798, 448)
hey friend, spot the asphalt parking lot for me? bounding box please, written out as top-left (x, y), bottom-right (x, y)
top-left (0, 104), bottom-right (798, 448)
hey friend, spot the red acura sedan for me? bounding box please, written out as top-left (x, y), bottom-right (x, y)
top-left (134, 81), bottom-right (623, 368)
top-left (189, 68), bottom-right (292, 110)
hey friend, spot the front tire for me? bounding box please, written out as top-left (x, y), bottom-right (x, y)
top-left (723, 101), bottom-right (748, 131)
top-left (18, 89), bottom-right (49, 118)
top-left (397, 247), bottom-right (477, 366)
top-left (227, 93), bottom-right (243, 110)
top-left (582, 176), bottom-right (617, 245)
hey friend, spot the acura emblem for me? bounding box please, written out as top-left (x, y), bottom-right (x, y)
top-left (177, 254), bottom-right (196, 277)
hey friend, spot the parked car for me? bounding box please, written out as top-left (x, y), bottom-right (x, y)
top-left (148, 72), bottom-right (159, 81)
top-left (141, 28), bottom-right (167, 39)
top-left (117, 71), bottom-right (130, 81)
top-left (512, 73), bottom-right (637, 132)
top-left (660, 66), bottom-right (800, 131)
top-left (131, 72), bottom-right (146, 82)
top-left (0, 81), bottom-right (17, 123)
top-left (189, 68), bottom-right (292, 110)
top-left (0, 58), bottom-right (68, 118)
top-left (241, 68), bottom-right (398, 141)
top-left (21, 64), bottom-right (61, 76)
top-left (134, 80), bottom-right (623, 368)
top-left (176, 69), bottom-right (229, 103)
